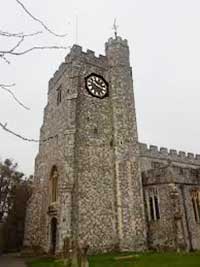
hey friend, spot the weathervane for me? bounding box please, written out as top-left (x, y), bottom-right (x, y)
top-left (112, 18), bottom-right (119, 39)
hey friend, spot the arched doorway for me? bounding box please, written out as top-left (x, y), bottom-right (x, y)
top-left (51, 217), bottom-right (57, 254)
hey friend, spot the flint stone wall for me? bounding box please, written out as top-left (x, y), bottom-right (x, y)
top-left (141, 144), bottom-right (200, 251)
top-left (24, 37), bottom-right (147, 254)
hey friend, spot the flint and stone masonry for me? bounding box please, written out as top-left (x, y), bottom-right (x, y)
top-left (24, 36), bottom-right (200, 253)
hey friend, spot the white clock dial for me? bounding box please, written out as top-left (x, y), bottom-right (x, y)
top-left (85, 74), bottom-right (109, 99)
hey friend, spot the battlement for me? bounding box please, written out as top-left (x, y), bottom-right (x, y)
top-left (66, 44), bottom-right (107, 64)
top-left (105, 36), bottom-right (128, 48)
top-left (48, 44), bottom-right (108, 91)
top-left (139, 143), bottom-right (200, 166)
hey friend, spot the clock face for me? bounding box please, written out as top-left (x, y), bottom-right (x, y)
top-left (85, 73), bottom-right (109, 99)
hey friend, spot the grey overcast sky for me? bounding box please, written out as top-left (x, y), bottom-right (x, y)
top-left (1, 0), bottom-right (200, 175)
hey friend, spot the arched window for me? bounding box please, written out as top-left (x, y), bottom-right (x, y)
top-left (146, 188), bottom-right (160, 222)
top-left (192, 191), bottom-right (200, 223)
top-left (50, 166), bottom-right (58, 203)
top-left (192, 196), bottom-right (198, 222)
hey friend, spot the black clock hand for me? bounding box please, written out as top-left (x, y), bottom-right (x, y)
top-left (94, 81), bottom-right (106, 92)
top-left (93, 81), bottom-right (105, 90)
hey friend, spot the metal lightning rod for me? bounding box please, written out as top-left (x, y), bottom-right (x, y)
top-left (75, 10), bottom-right (78, 44)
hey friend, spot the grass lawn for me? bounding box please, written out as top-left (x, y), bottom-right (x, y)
top-left (27, 251), bottom-right (200, 267)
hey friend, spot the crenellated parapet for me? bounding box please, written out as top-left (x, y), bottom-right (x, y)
top-left (65, 44), bottom-right (107, 65)
top-left (139, 142), bottom-right (200, 166)
top-left (105, 36), bottom-right (130, 67)
top-left (48, 45), bottom-right (108, 92)
top-left (105, 36), bottom-right (128, 48)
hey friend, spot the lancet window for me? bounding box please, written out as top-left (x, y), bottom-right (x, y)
top-left (50, 166), bottom-right (58, 203)
top-left (146, 188), bottom-right (160, 222)
top-left (57, 85), bottom-right (62, 105)
top-left (192, 191), bottom-right (200, 223)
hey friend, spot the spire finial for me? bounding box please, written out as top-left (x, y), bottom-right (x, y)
top-left (112, 18), bottom-right (118, 39)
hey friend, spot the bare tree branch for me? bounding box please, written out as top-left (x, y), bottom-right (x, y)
top-left (0, 30), bottom-right (24, 37)
top-left (0, 83), bottom-right (15, 88)
top-left (0, 1), bottom-right (68, 62)
top-left (0, 45), bottom-right (69, 56)
top-left (0, 84), bottom-right (30, 110)
top-left (0, 122), bottom-right (38, 142)
top-left (0, 54), bottom-right (10, 64)
top-left (0, 1), bottom-right (70, 142)
top-left (0, 122), bottom-right (58, 143)
top-left (9, 36), bottom-right (25, 53)
top-left (16, 0), bottom-right (67, 37)
top-left (0, 30), bottom-right (44, 64)
top-left (0, 30), bottom-right (43, 38)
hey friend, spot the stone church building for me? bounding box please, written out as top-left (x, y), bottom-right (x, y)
top-left (24, 36), bottom-right (200, 254)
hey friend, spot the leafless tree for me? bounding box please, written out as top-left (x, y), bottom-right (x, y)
top-left (0, 0), bottom-right (69, 141)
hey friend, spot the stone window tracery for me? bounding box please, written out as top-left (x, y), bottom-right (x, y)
top-left (146, 188), bottom-right (160, 222)
top-left (192, 191), bottom-right (200, 223)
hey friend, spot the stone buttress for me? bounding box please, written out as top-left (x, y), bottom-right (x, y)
top-left (105, 37), bottom-right (147, 250)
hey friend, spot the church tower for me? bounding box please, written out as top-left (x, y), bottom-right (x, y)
top-left (24, 36), bottom-right (147, 253)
